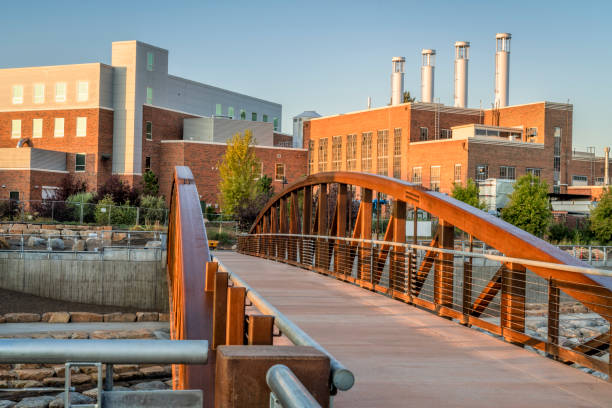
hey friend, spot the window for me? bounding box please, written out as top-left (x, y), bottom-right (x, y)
top-left (228, 107), bottom-right (234, 119)
top-left (54, 118), bottom-right (64, 137)
top-left (215, 104), bottom-right (222, 116)
top-left (240, 109), bottom-right (246, 120)
top-left (361, 132), bottom-right (372, 172)
top-left (595, 177), bottom-right (605, 186)
top-left (146, 87), bottom-right (153, 104)
top-left (253, 162), bottom-right (264, 179)
top-left (499, 166), bottom-right (516, 180)
top-left (34, 84), bottom-right (45, 103)
top-left (12, 85), bottom-right (23, 104)
top-left (440, 129), bottom-right (451, 139)
top-left (526, 168), bottom-right (542, 178)
top-left (147, 52), bottom-right (154, 71)
top-left (145, 121), bottom-right (153, 140)
top-left (76, 117), bottom-right (87, 137)
top-left (419, 127), bottom-right (428, 141)
top-left (33, 119), bottom-right (43, 138)
top-left (346, 134), bottom-right (357, 171)
top-left (9, 191), bottom-right (19, 201)
top-left (77, 81), bottom-right (88, 102)
top-left (11, 119), bottom-right (21, 139)
top-left (308, 140), bottom-right (315, 174)
top-left (454, 164), bottom-right (462, 183)
top-left (332, 136), bottom-right (342, 170)
top-left (393, 128), bottom-right (402, 178)
top-left (376, 129), bottom-right (389, 175)
top-left (430, 166), bottom-right (441, 191)
top-left (318, 138), bottom-right (328, 172)
top-left (475, 164), bottom-right (488, 181)
top-left (262, 114), bottom-right (268, 123)
top-left (275, 163), bottom-right (285, 181)
top-left (553, 127), bottom-right (561, 185)
top-left (273, 118), bottom-right (279, 131)
top-left (412, 167), bottom-right (422, 185)
top-left (145, 156), bottom-right (151, 172)
top-left (42, 186), bottom-right (59, 200)
top-left (251, 112), bottom-right (257, 121)
top-left (55, 82), bottom-right (66, 102)
top-left (75, 153), bottom-right (86, 172)
top-left (572, 175), bottom-right (588, 186)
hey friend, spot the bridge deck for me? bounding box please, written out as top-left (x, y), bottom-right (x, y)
top-left (215, 251), bottom-right (612, 408)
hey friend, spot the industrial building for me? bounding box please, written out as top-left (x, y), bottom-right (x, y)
top-left (303, 33), bottom-right (611, 203)
top-left (0, 40), bottom-right (307, 203)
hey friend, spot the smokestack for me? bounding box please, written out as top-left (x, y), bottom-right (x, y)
top-left (391, 57), bottom-right (405, 106)
top-left (367, 96), bottom-right (372, 109)
top-left (605, 147), bottom-right (610, 187)
top-left (494, 33), bottom-right (511, 107)
top-left (454, 41), bottom-right (470, 108)
top-left (421, 49), bottom-right (435, 103)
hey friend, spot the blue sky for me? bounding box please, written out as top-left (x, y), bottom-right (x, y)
top-left (1, 0), bottom-right (610, 153)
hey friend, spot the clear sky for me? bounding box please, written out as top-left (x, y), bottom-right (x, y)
top-left (1, 0), bottom-right (610, 153)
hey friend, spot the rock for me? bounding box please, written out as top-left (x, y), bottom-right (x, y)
top-left (85, 238), bottom-right (103, 252)
top-left (68, 374), bottom-right (92, 385)
top-left (50, 332), bottom-right (71, 340)
top-left (136, 312), bottom-right (158, 322)
top-left (153, 330), bottom-right (170, 340)
top-left (60, 229), bottom-right (74, 237)
top-left (145, 241), bottom-right (161, 248)
top-left (90, 331), bottom-right (117, 340)
top-left (14, 364), bottom-right (41, 370)
top-left (158, 313), bottom-right (169, 322)
top-left (103, 313), bottom-right (136, 323)
top-left (9, 224), bottom-right (26, 233)
top-left (119, 329), bottom-right (154, 339)
top-left (114, 371), bottom-right (142, 381)
top-left (113, 365), bottom-right (138, 374)
top-left (41, 312), bottom-right (70, 324)
top-left (0, 400), bottom-right (16, 408)
top-left (48, 238), bottom-right (64, 250)
top-left (0, 238), bottom-right (9, 249)
top-left (52, 365), bottom-right (79, 377)
top-left (4, 313), bottom-right (41, 323)
top-left (0, 370), bottom-right (17, 380)
top-left (11, 380), bottom-right (43, 388)
top-left (83, 386), bottom-right (129, 400)
top-left (14, 396), bottom-right (54, 408)
top-left (42, 377), bottom-right (64, 387)
top-left (131, 380), bottom-right (167, 390)
top-left (164, 379), bottom-right (174, 388)
top-left (139, 366), bottom-right (166, 377)
top-left (69, 312), bottom-right (102, 323)
top-left (15, 368), bottom-right (54, 381)
top-left (49, 392), bottom-right (93, 408)
top-left (0, 316), bottom-right (5, 324)
top-left (112, 232), bottom-right (127, 242)
top-left (70, 332), bottom-right (88, 339)
top-left (73, 240), bottom-right (85, 252)
top-left (26, 237), bottom-right (46, 247)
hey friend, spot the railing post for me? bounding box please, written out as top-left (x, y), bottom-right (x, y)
top-left (247, 315), bottom-right (274, 345)
top-left (462, 235), bottom-right (473, 324)
top-left (302, 186), bottom-right (312, 264)
top-left (547, 278), bottom-right (560, 360)
top-left (390, 200), bottom-right (406, 297)
top-left (226, 286), bottom-right (246, 345)
top-left (212, 271), bottom-right (229, 349)
top-left (359, 188), bottom-right (373, 283)
top-left (501, 262), bottom-right (526, 342)
top-left (315, 184), bottom-right (328, 270)
top-left (434, 220), bottom-right (454, 311)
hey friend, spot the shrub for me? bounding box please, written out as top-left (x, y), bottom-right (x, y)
top-left (95, 195), bottom-right (137, 226)
top-left (548, 222), bottom-right (571, 244)
top-left (207, 230), bottom-right (234, 246)
top-left (67, 192), bottom-right (95, 223)
top-left (95, 176), bottom-right (141, 206)
top-left (140, 195), bottom-right (167, 225)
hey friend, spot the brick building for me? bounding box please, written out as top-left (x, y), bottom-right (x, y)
top-left (0, 41), bottom-right (307, 204)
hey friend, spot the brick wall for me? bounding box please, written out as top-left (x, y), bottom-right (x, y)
top-left (273, 132), bottom-right (293, 147)
top-left (0, 170), bottom-right (67, 201)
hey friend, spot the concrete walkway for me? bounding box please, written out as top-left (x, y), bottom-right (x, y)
top-left (0, 322), bottom-right (168, 336)
top-left (215, 251), bottom-right (612, 408)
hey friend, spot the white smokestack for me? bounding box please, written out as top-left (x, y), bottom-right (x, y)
top-left (367, 96), bottom-right (372, 109)
top-left (391, 57), bottom-right (405, 106)
top-left (494, 33), bottom-right (511, 107)
top-left (605, 147), bottom-right (610, 186)
top-left (421, 49), bottom-right (435, 103)
top-left (454, 41), bottom-right (470, 108)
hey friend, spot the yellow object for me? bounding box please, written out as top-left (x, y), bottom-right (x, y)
top-left (209, 240), bottom-right (219, 249)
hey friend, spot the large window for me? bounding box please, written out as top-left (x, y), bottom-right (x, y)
top-left (146, 121), bottom-right (153, 140)
top-left (76, 117), bottom-right (87, 137)
top-left (376, 129), bottom-right (389, 176)
top-left (308, 140), bottom-right (315, 174)
top-left (572, 175), bottom-right (588, 186)
top-left (251, 112), bottom-right (258, 121)
top-left (54, 118), bottom-right (64, 137)
top-left (440, 129), bottom-right (451, 139)
top-left (77, 81), bottom-right (89, 102)
top-left (526, 168), bottom-right (542, 178)
top-left (412, 167), bottom-right (422, 185)
top-left (475, 164), bottom-right (488, 181)
top-left (146, 87), bottom-right (153, 104)
top-left (12, 85), bottom-right (23, 104)
top-left (499, 166), bottom-right (516, 180)
top-left (346, 134), bottom-right (357, 171)
top-left (318, 138), bottom-right (328, 172)
top-left (262, 114), bottom-right (268, 123)
top-left (332, 136), bottom-right (342, 170)
top-left (228, 107), bottom-right (235, 119)
top-left (419, 127), bottom-right (428, 141)
top-left (33, 119), bottom-right (43, 138)
top-left (393, 128), bottom-right (402, 178)
top-left (275, 163), bottom-right (285, 181)
top-left (273, 118), bottom-right (279, 131)
top-left (147, 52), bottom-right (154, 71)
top-left (361, 132), bottom-right (372, 172)
top-left (145, 156), bottom-right (151, 172)
top-left (75, 153), bottom-right (86, 172)
top-left (34, 84), bottom-right (45, 104)
top-left (430, 166), bottom-right (441, 191)
top-left (11, 119), bottom-right (21, 139)
top-left (454, 164), bottom-right (462, 183)
top-left (56, 82), bottom-right (66, 102)
top-left (215, 104), bottom-right (222, 116)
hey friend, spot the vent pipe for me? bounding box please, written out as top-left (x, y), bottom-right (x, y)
top-left (391, 57), bottom-right (405, 106)
top-left (367, 96), bottom-right (372, 109)
top-left (421, 49), bottom-right (435, 103)
top-left (454, 41), bottom-right (470, 108)
top-left (605, 147), bottom-right (610, 187)
top-left (494, 33), bottom-right (511, 107)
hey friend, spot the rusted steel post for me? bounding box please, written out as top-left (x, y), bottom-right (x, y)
top-left (302, 186), bottom-right (312, 265)
top-left (434, 220), bottom-right (454, 309)
top-left (289, 191), bottom-right (299, 262)
top-left (391, 200), bottom-right (406, 296)
top-left (226, 286), bottom-right (246, 345)
top-left (547, 278), bottom-right (560, 359)
top-left (212, 272), bottom-right (229, 349)
top-left (279, 197), bottom-right (288, 260)
top-left (315, 184), bottom-right (328, 269)
top-left (247, 315), bottom-right (275, 345)
top-left (501, 262), bottom-right (526, 340)
top-left (462, 235), bottom-right (473, 323)
top-left (359, 188), bottom-right (373, 283)
top-left (205, 262), bottom-right (218, 292)
top-left (263, 212), bottom-right (270, 257)
top-left (409, 205), bottom-right (418, 299)
top-left (270, 206), bottom-right (278, 259)
top-left (335, 184), bottom-right (348, 275)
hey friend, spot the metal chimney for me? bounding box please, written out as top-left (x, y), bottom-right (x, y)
top-left (494, 33), bottom-right (511, 107)
top-left (454, 41), bottom-right (470, 108)
top-left (391, 57), bottom-right (405, 106)
top-left (421, 49), bottom-right (435, 103)
top-left (605, 147), bottom-right (610, 186)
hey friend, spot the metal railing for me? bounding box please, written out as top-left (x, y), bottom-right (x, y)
top-left (238, 233), bottom-right (612, 380)
top-left (267, 365), bottom-right (321, 408)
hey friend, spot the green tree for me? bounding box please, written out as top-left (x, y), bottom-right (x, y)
top-left (590, 187), bottom-right (612, 244)
top-left (452, 179), bottom-right (486, 210)
top-left (256, 175), bottom-right (274, 196)
top-left (218, 130), bottom-right (260, 215)
top-left (403, 91), bottom-right (416, 103)
top-left (142, 170), bottom-right (160, 196)
top-left (501, 174), bottom-right (551, 237)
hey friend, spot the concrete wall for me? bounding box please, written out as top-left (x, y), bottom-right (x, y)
top-left (0, 251), bottom-right (168, 311)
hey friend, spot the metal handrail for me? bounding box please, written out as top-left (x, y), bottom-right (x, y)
top-left (214, 256), bottom-right (355, 392)
top-left (243, 233), bottom-right (612, 278)
top-left (266, 365), bottom-right (322, 408)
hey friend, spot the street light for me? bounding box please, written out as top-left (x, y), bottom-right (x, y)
top-left (282, 177), bottom-right (288, 190)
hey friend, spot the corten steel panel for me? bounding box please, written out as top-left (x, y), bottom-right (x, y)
top-left (215, 346), bottom-right (330, 408)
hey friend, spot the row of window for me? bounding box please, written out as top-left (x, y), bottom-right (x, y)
top-left (11, 82), bottom-right (89, 104)
top-left (475, 165), bottom-right (542, 181)
top-left (11, 117), bottom-right (87, 139)
top-left (251, 162), bottom-right (286, 181)
top-left (419, 127), bottom-right (451, 141)
top-left (214, 104), bottom-right (279, 131)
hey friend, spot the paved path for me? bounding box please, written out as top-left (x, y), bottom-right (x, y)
top-left (215, 251), bottom-right (612, 408)
top-left (0, 322), bottom-right (168, 336)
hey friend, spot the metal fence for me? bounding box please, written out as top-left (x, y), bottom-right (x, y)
top-left (238, 233), bottom-right (612, 380)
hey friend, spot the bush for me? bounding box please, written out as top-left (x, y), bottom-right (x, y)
top-left (95, 176), bottom-right (141, 206)
top-left (548, 222), bottom-right (571, 244)
top-left (207, 230), bottom-right (234, 246)
top-left (94, 195), bottom-right (137, 226)
top-left (67, 192), bottom-right (95, 223)
top-left (140, 195), bottom-right (167, 225)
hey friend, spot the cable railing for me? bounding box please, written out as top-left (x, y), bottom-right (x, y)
top-left (238, 233), bottom-right (612, 380)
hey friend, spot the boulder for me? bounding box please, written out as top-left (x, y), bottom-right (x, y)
top-left (103, 313), bottom-right (136, 323)
top-left (41, 312), bottom-right (70, 324)
top-left (49, 238), bottom-right (64, 250)
top-left (14, 364), bottom-right (41, 370)
top-left (114, 371), bottom-right (142, 381)
top-left (9, 224), bottom-right (26, 233)
top-left (118, 329), bottom-right (155, 339)
top-left (15, 368), bottom-right (54, 381)
top-left (42, 377), bottom-right (65, 387)
top-left (153, 330), bottom-right (170, 340)
top-left (26, 237), bottom-right (46, 247)
top-left (90, 331), bottom-right (118, 340)
top-left (158, 313), bottom-right (169, 322)
top-left (85, 238), bottom-right (103, 252)
top-left (136, 312), bottom-right (158, 322)
top-left (70, 332), bottom-right (88, 339)
top-left (0, 370), bottom-right (17, 380)
top-left (52, 365), bottom-right (79, 377)
top-left (14, 396), bottom-right (54, 408)
top-left (139, 366), bottom-right (166, 377)
top-left (69, 312), bottom-right (102, 323)
top-left (60, 229), bottom-right (74, 237)
top-left (0, 400), bottom-right (16, 408)
top-left (131, 380), bottom-right (167, 390)
top-left (145, 240), bottom-right (161, 248)
top-left (73, 240), bottom-right (86, 252)
top-left (83, 386), bottom-right (130, 400)
top-left (0, 316), bottom-right (6, 324)
top-left (69, 374), bottom-right (92, 385)
top-left (79, 231), bottom-right (97, 238)
top-left (11, 380), bottom-right (43, 389)
top-left (0, 238), bottom-right (9, 249)
top-left (4, 313), bottom-right (41, 323)
top-left (49, 392), bottom-right (93, 408)
top-left (112, 232), bottom-right (127, 242)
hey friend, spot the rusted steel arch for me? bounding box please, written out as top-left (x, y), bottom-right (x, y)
top-left (249, 171), bottom-right (612, 319)
top-left (167, 166), bottom-right (213, 405)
